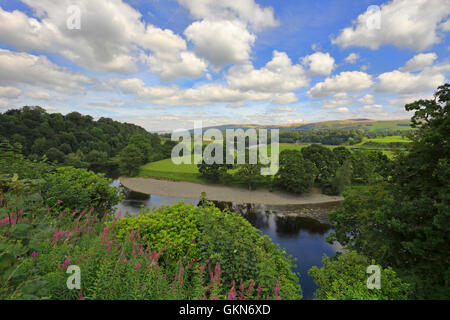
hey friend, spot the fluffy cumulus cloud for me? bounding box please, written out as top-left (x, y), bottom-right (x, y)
top-left (400, 53), bottom-right (438, 71)
top-left (301, 52), bottom-right (335, 75)
top-left (226, 51), bottom-right (309, 93)
top-left (0, 49), bottom-right (92, 93)
top-left (184, 20), bottom-right (255, 70)
top-left (377, 66), bottom-right (447, 94)
top-left (0, 1), bottom-right (207, 79)
top-left (307, 71), bottom-right (374, 98)
top-left (177, 0), bottom-right (279, 31)
top-left (332, 0), bottom-right (450, 51)
top-left (110, 78), bottom-right (274, 107)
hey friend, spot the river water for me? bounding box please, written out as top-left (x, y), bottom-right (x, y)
top-left (111, 179), bottom-right (341, 300)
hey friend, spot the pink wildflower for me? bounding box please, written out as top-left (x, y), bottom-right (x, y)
top-left (62, 259), bottom-right (71, 269)
top-left (275, 282), bottom-right (280, 297)
top-left (227, 281), bottom-right (236, 300)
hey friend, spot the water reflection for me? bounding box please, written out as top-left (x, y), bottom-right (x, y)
top-left (111, 180), bottom-right (339, 299)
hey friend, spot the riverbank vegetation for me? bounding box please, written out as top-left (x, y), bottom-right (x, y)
top-left (310, 84), bottom-right (450, 300)
top-left (0, 142), bottom-right (298, 300)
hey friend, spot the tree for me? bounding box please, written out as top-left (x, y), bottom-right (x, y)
top-left (128, 134), bottom-right (152, 163)
top-left (333, 146), bottom-right (353, 166)
top-left (234, 162), bottom-right (265, 190)
top-left (45, 147), bottom-right (65, 163)
top-left (329, 159), bottom-right (352, 195)
top-left (119, 144), bottom-right (145, 176)
top-left (275, 149), bottom-right (317, 194)
top-left (328, 84), bottom-right (450, 299)
top-left (301, 144), bottom-right (338, 185)
top-left (197, 142), bottom-right (232, 181)
top-left (308, 251), bottom-right (411, 300)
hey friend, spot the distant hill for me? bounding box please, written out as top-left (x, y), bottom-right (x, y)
top-left (198, 119), bottom-right (412, 133)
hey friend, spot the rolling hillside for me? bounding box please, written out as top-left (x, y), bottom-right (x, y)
top-left (197, 119), bottom-right (412, 133)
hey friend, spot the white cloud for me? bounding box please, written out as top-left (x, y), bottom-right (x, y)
top-left (184, 20), bottom-right (255, 70)
top-left (177, 0), bottom-right (279, 31)
top-left (344, 53), bottom-right (359, 64)
top-left (377, 66), bottom-right (447, 94)
top-left (400, 53), bottom-right (438, 71)
top-left (320, 93), bottom-right (353, 109)
top-left (301, 52), bottom-right (335, 75)
top-left (358, 94), bottom-right (375, 104)
top-left (358, 104), bottom-right (384, 112)
top-left (24, 91), bottom-right (65, 101)
top-left (0, 49), bottom-right (92, 93)
top-left (389, 93), bottom-right (434, 107)
top-left (307, 71), bottom-right (374, 98)
top-left (0, 86), bottom-right (21, 98)
top-left (111, 78), bottom-right (275, 107)
top-left (440, 18), bottom-right (450, 31)
top-left (332, 0), bottom-right (450, 51)
top-left (226, 51), bottom-right (309, 93)
top-left (331, 107), bottom-right (350, 113)
top-left (271, 106), bottom-right (296, 113)
top-left (270, 93), bottom-right (298, 105)
top-left (0, 1), bottom-right (206, 79)
top-left (146, 51), bottom-right (207, 81)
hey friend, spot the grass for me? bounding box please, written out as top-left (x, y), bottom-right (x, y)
top-left (139, 155), bottom-right (204, 183)
top-left (347, 136), bottom-right (411, 158)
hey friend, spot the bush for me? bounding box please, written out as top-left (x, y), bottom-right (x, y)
top-left (2, 198), bottom-right (287, 300)
top-left (41, 167), bottom-right (122, 216)
top-left (111, 201), bottom-right (302, 299)
top-left (308, 251), bottom-right (411, 300)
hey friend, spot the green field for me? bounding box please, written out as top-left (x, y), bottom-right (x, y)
top-left (139, 155), bottom-right (203, 182)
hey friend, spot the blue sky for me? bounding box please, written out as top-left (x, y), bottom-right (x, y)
top-left (0, 0), bottom-right (448, 131)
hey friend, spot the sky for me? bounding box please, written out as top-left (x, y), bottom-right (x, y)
top-left (0, 0), bottom-right (449, 132)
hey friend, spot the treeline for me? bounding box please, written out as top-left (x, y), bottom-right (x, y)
top-left (279, 129), bottom-right (364, 145)
top-left (279, 128), bottom-right (412, 145)
top-left (197, 142), bottom-right (390, 195)
top-left (0, 106), bottom-right (174, 175)
top-left (275, 145), bottom-right (390, 195)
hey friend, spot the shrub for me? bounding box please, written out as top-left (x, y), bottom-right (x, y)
top-left (110, 201), bottom-right (302, 299)
top-left (40, 167), bottom-right (122, 216)
top-left (308, 251), bottom-right (411, 300)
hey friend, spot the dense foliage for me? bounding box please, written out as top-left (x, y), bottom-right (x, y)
top-left (111, 200), bottom-right (302, 299)
top-left (0, 106), bottom-right (175, 176)
top-left (325, 84), bottom-right (450, 299)
top-left (279, 129), bottom-right (364, 145)
top-left (0, 145), bottom-right (299, 300)
top-left (274, 150), bottom-right (317, 194)
top-left (308, 251), bottom-right (411, 300)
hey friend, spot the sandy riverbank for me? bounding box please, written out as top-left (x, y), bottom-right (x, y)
top-left (120, 177), bottom-right (344, 206)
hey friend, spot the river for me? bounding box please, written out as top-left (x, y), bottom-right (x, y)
top-left (111, 179), bottom-right (341, 300)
